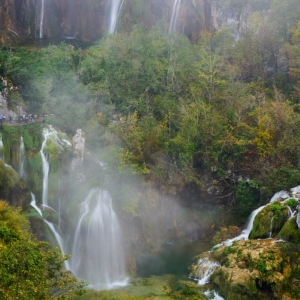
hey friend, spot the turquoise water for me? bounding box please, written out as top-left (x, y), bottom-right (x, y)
top-left (136, 239), bottom-right (211, 278)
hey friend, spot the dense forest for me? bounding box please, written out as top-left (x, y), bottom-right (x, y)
top-left (0, 0), bottom-right (300, 299)
top-left (1, 0), bottom-right (300, 218)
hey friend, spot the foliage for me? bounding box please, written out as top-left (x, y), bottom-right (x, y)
top-left (212, 226), bottom-right (241, 246)
top-left (0, 0), bottom-right (300, 199)
top-left (234, 181), bottom-right (259, 221)
top-left (265, 167), bottom-right (300, 195)
top-left (0, 201), bottom-right (86, 299)
top-left (285, 198), bottom-right (297, 209)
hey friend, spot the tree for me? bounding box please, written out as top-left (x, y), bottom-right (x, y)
top-left (0, 201), bottom-right (86, 299)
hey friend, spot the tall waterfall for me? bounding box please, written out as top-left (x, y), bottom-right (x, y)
top-left (19, 136), bottom-right (25, 178)
top-left (40, 0), bottom-right (45, 38)
top-left (70, 188), bottom-right (128, 290)
top-left (30, 193), bottom-right (70, 269)
top-left (0, 133), bottom-right (4, 161)
top-left (40, 128), bottom-right (51, 206)
top-left (169, 0), bottom-right (182, 34)
top-left (108, 0), bottom-right (125, 34)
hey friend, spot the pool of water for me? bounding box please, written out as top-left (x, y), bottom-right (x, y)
top-left (136, 238), bottom-right (211, 278)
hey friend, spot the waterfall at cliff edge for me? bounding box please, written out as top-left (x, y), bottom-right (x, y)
top-left (169, 0), bottom-right (182, 33)
top-left (108, 0), bottom-right (125, 34)
top-left (19, 136), bottom-right (25, 178)
top-left (40, 0), bottom-right (45, 38)
top-left (70, 188), bottom-right (128, 290)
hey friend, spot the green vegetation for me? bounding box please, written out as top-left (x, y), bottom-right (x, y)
top-left (0, 200), bottom-right (86, 299)
top-left (0, 1), bottom-right (299, 212)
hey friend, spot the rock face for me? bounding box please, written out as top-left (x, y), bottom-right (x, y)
top-left (0, 161), bottom-right (31, 209)
top-left (191, 239), bottom-right (300, 300)
top-left (0, 0), bottom-right (273, 45)
top-left (209, 239), bottom-right (300, 300)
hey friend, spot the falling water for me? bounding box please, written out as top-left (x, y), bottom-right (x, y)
top-left (0, 133), bottom-right (4, 161)
top-left (193, 188), bottom-right (293, 287)
top-left (268, 216), bottom-right (274, 238)
top-left (70, 188), bottom-right (128, 290)
top-left (30, 193), bottom-right (70, 269)
top-left (194, 257), bottom-right (220, 285)
top-left (169, 0), bottom-right (182, 34)
top-left (204, 290), bottom-right (225, 300)
top-left (19, 136), bottom-right (25, 178)
top-left (40, 0), bottom-right (45, 38)
top-left (40, 128), bottom-right (51, 206)
top-left (108, 0), bottom-right (125, 34)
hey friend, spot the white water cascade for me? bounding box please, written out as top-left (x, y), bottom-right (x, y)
top-left (193, 189), bottom-right (293, 288)
top-left (40, 0), bottom-right (45, 38)
top-left (19, 136), bottom-right (25, 178)
top-left (30, 193), bottom-right (70, 269)
top-left (194, 257), bottom-right (221, 285)
top-left (40, 128), bottom-right (52, 206)
top-left (204, 290), bottom-right (225, 300)
top-left (70, 188), bottom-right (128, 290)
top-left (169, 0), bottom-right (182, 34)
top-left (0, 133), bottom-right (4, 161)
top-left (108, 0), bottom-right (125, 34)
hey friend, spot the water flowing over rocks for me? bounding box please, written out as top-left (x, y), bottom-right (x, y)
top-left (190, 187), bottom-right (300, 299)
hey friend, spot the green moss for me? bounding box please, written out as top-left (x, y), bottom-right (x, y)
top-left (278, 217), bottom-right (300, 244)
top-left (285, 198), bottom-right (297, 210)
top-left (249, 204), bottom-right (288, 239)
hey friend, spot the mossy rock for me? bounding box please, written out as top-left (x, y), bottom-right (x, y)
top-left (199, 239), bottom-right (300, 300)
top-left (278, 216), bottom-right (300, 244)
top-left (211, 268), bottom-right (258, 300)
top-left (0, 161), bottom-right (31, 209)
top-left (249, 203), bottom-right (288, 239)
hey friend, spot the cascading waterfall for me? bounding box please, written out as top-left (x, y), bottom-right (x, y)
top-left (19, 136), bottom-right (25, 178)
top-left (108, 0), bottom-right (125, 34)
top-left (204, 290), bottom-right (225, 300)
top-left (30, 193), bottom-right (70, 269)
top-left (194, 257), bottom-right (220, 285)
top-left (0, 133), bottom-right (4, 161)
top-left (193, 189), bottom-right (293, 287)
top-left (70, 188), bottom-right (128, 290)
top-left (40, 128), bottom-right (52, 206)
top-left (169, 0), bottom-right (182, 34)
top-left (40, 0), bottom-right (45, 38)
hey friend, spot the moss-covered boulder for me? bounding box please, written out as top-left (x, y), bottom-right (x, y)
top-left (249, 203), bottom-right (288, 239)
top-left (0, 160), bottom-right (31, 209)
top-left (278, 216), bottom-right (300, 244)
top-left (197, 239), bottom-right (300, 300)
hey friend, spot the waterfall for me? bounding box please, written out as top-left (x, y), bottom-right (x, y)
top-left (40, 0), bottom-right (45, 38)
top-left (268, 216), bottom-right (274, 238)
top-left (30, 193), bottom-right (70, 269)
top-left (108, 0), bottom-right (125, 34)
top-left (40, 125), bottom-right (69, 206)
top-left (194, 257), bottom-right (220, 285)
top-left (169, 0), bottom-right (182, 34)
top-left (192, 188), bottom-right (293, 287)
top-left (204, 290), bottom-right (225, 300)
top-left (0, 133), bottom-right (4, 161)
top-left (70, 188), bottom-right (128, 290)
top-left (40, 128), bottom-right (51, 206)
top-left (19, 136), bottom-right (25, 178)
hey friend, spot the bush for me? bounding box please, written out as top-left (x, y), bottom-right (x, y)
top-left (0, 201), bottom-right (86, 299)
